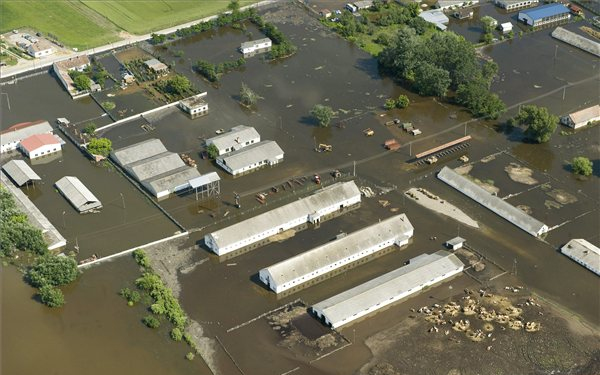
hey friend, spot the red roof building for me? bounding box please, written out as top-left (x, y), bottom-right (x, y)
top-left (19, 133), bottom-right (63, 159)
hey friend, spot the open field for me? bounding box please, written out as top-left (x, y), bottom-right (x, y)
top-left (0, 1), bottom-right (120, 49)
top-left (81, 0), bottom-right (258, 34)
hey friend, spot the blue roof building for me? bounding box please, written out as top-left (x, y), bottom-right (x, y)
top-left (519, 3), bottom-right (571, 27)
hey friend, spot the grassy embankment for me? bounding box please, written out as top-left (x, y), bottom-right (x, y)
top-left (81, 0), bottom-right (258, 34)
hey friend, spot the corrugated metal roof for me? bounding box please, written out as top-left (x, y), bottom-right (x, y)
top-left (189, 172), bottom-right (220, 189)
top-left (217, 140), bottom-right (283, 173)
top-left (569, 105), bottom-right (600, 125)
top-left (206, 125), bottom-right (260, 153)
top-left (520, 3), bottom-right (570, 20)
top-left (208, 181), bottom-right (361, 250)
top-left (437, 167), bottom-right (548, 237)
top-left (262, 214), bottom-right (414, 288)
top-left (1, 121), bottom-right (53, 148)
top-left (111, 138), bottom-right (167, 166)
top-left (142, 166), bottom-right (201, 196)
top-left (312, 251), bottom-right (464, 327)
top-left (1, 160), bottom-right (41, 186)
top-left (127, 152), bottom-right (185, 181)
top-left (55, 176), bottom-right (102, 213)
top-left (241, 38), bottom-right (271, 49)
top-left (561, 239), bottom-right (600, 275)
top-left (419, 9), bottom-right (450, 25)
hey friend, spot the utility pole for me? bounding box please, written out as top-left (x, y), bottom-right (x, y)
top-left (62, 211), bottom-right (66, 229)
top-left (512, 258), bottom-right (518, 276)
top-left (120, 192), bottom-right (126, 209)
top-left (562, 87), bottom-right (566, 101)
top-left (353, 160), bottom-right (356, 177)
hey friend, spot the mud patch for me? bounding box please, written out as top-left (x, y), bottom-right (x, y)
top-left (547, 189), bottom-right (578, 205)
top-left (545, 200), bottom-right (562, 210)
top-left (505, 163), bottom-right (538, 185)
top-left (405, 188), bottom-right (479, 228)
top-left (454, 164), bottom-right (473, 175)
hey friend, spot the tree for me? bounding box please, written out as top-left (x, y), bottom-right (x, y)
top-left (572, 157), bottom-right (593, 176)
top-left (72, 74), bottom-right (91, 92)
top-left (150, 33), bottom-right (167, 45)
top-left (39, 285), bottom-right (65, 308)
top-left (240, 82), bottom-right (262, 107)
top-left (87, 137), bottom-right (112, 157)
top-left (207, 144), bottom-right (219, 159)
top-left (396, 94), bottom-right (410, 109)
top-left (482, 32), bottom-right (493, 44)
top-left (384, 98), bottom-right (396, 110)
top-left (481, 16), bottom-right (496, 33)
top-left (456, 78), bottom-right (505, 119)
top-left (171, 327), bottom-right (183, 341)
top-left (143, 315), bottom-right (161, 329)
top-left (413, 62), bottom-right (451, 97)
top-left (27, 254), bottom-right (79, 288)
top-left (310, 104), bottom-right (334, 127)
top-left (227, 0), bottom-right (240, 12)
top-left (512, 105), bottom-right (558, 143)
top-left (82, 122), bottom-right (96, 135)
top-left (166, 74), bottom-right (191, 95)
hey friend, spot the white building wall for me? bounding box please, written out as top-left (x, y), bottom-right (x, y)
top-left (24, 143), bottom-right (61, 159)
top-left (1, 140), bottom-right (20, 153)
top-left (316, 266), bottom-right (464, 328)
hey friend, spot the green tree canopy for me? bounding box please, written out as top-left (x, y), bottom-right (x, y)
top-left (39, 285), bottom-right (65, 308)
top-left (310, 104), bottom-right (334, 127)
top-left (456, 78), bottom-right (506, 119)
top-left (27, 254), bottom-right (79, 288)
top-left (413, 62), bottom-right (451, 97)
top-left (165, 74), bottom-right (192, 96)
top-left (240, 82), bottom-right (262, 107)
top-left (87, 137), bottom-right (112, 157)
top-left (512, 105), bottom-right (558, 143)
top-left (73, 74), bottom-right (91, 92)
top-left (572, 157), bottom-right (593, 176)
top-left (207, 143), bottom-right (219, 159)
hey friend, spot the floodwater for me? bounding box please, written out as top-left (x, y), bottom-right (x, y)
top-left (2, 2), bottom-right (599, 374)
top-left (0, 259), bottom-right (210, 375)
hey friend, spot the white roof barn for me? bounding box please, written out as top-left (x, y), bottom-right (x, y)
top-left (216, 140), bottom-right (284, 176)
top-left (561, 239), bottom-right (600, 276)
top-left (206, 125), bottom-right (260, 156)
top-left (561, 105), bottom-right (600, 129)
top-left (419, 9), bottom-right (450, 30)
top-left (259, 214), bottom-right (414, 295)
top-left (437, 167), bottom-right (548, 237)
top-left (111, 138), bottom-right (168, 166)
top-left (204, 181), bottom-right (362, 257)
top-left (1, 120), bottom-right (54, 154)
top-left (1, 160), bottom-right (41, 186)
top-left (55, 176), bottom-right (102, 213)
top-left (311, 251), bottom-right (464, 328)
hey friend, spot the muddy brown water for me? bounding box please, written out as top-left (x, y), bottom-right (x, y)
top-left (2, 2), bottom-right (599, 374)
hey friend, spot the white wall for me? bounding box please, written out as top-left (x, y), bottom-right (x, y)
top-left (25, 143), bottom-right (61, 159)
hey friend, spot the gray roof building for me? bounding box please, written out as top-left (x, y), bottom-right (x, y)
top-left (111, 139), bottom-right (200, 199)
top-left (206, 125), bottom-right (261, 155)
top-left (561, 239), bottom-right (600, 276)
top-left (437, 167), bottom-right (548, 237)
top-left (1, 120), bottom-right (53, 154)
top-left (144, 58), bottom-right (168, 73)
top-left (259, 214), bottom-right (414, 294)
top-left (55, 176), bottom-right (102, 213)
top-left (2, 160), bottom-right (41, 186)
top-left (419, 9), bottom-right (450, 30)
top-left (216, 140), bottom-right (284, 176)
top-left (205, 181), bottom-right (362, 256)
top-left (311, 251), bottom-right (465, 328)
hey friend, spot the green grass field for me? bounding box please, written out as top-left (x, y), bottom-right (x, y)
top-left (80, 0), bottom-right (257, 35)
top-left (0, 1), bottom-right (120, 49)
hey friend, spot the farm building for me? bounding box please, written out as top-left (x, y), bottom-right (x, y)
top-left (445, 236), bottom-right (466, 250)
top-left (205, 125), bottom-right (260, 156)
top-left (437, 167), bottom-right (548, 237)
top-left (354, 0), bottom-right (374, 10)
top-left (52, 55), bottom-right (92, 98)
top-left (215, 140), bottom-right (284, 176)
top-left (27, 40), bottom-right (55, 58)
top-left (419, 10), bottom-right (450, 31)
top-left (320, 9), bottom-right (332, 18)
top-left (311, 251), bottom-right (465, 328)
top-left (258, 214), bottom-right (415, 295)
top-left (519, 4), bottom-right (570, 27)
top-left (494, 0), bottom-right (538, 11)
top-left (240, 38), bottom-right (272, 58)
top-left (1, 160), bottom-right (41, 187)
top-left (144, 58), bottom-right (168, 75)
top-left (55, 176), bottom-right (102, 213)
top-left (179, 92), bottom-right (208, 116)
top-left (19, 133), bottom-right (63, 159)
top-left (111, 139), bottom-right (200, 199)
top-left (499, 22), bottom-right (513, 34)
top-left (561, 239), bottom-right (600, 276)
top-left (204, 181), bottom-right (362, 257)
top-left (436, 0), bottom-right (479, 11)
top-left (561, 105), bottom-right (600, 129)
top-left (454, 8), bottom-right (474, 19)
top-left (0, 120), bottom-right (53, 154)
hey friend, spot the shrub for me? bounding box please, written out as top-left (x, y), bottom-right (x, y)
top-left (396, 94), bottom-right (410, 109)
top-left (310, 104), bottom-right (334, 127)
top-left (171, 327), bottom-right (183, 341)
top-left (384, 98), bottom-right (396, 110)
top-left (186, 352), bottom-right (195, 361)
top-left (572, 157), bottom-right (593, 176)
top-left (87, 137), bottom-right (112, 157)
top-left (142, 315), bottom-right (160, 328)
top-left (82, 123), bottom-right (96, 134)
top-left (27, 255), bottom-right (79, 288)
top-left (101, 101), bottom-right (116, 110)
top-left (39, 285), bottom-right (65, 308)
top-left (132, 249), bottom-right (150, 269)
top-left (120, 287), bottom-right (141, 304)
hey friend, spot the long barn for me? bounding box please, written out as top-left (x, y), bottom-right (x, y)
top-left (258, 214), bottom-right (414, 295)
top-left (204, 181), bottom-right (361, 257)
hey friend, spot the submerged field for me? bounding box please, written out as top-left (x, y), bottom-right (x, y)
top-left (80, 0), bottom-right (258, 34)
top-left (0, 1), bottom-right (120, 49)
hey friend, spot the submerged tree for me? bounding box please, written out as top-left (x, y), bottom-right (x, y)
top-left (310, 104), bottom-right (334, 127)
top-left (512, 105), bottom-right (558, 143)
top-left (239, 82), bottom-right (262, 107)
top-left (571, 157), bottom-right (593, 176)
top-left (87, 137), bottom-right (112, 157)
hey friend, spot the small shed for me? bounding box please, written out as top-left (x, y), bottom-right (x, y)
top-left (144, 58), bottom-right (169, 74)
top-left (320, 9), bottom-right (332, 18)
top-left (499, 22), bottom-right (513, 34)
top-left (445, 236), bottom-right (466, 250)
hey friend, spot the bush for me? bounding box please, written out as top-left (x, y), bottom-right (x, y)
top-left (171, 327), bottom-right (183, 341)
top-left (142, 315), bottom-right (161, 329)
top-left (72, 74), bottom-right (91, 92)
top-left (120, 287), bottom-right (141, 304)
top-left (101, 101), bottom-right (116, 110)
top-left (27, 254), bottom-right (79, 288)
top-left (396, 94), bottom-right (410, 109)
top-left (132, 249), bottom-right (150, 269)
top-left (572, 157), bottom-right (593, 176)
top-left (310, 104), bottom-right (334, 127)
top-left (82, 122), bottom-right (96, 134)
top-left (384, 98), bottom-right (396, 110)
top-left (39, 285), bottom-right (65, 308)
top-left (186, 352), bottom-right (195, 361)
top-left (207, 144), bottom-right (219, 159)
top-left (87, 137), bottom-right (112, 157)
